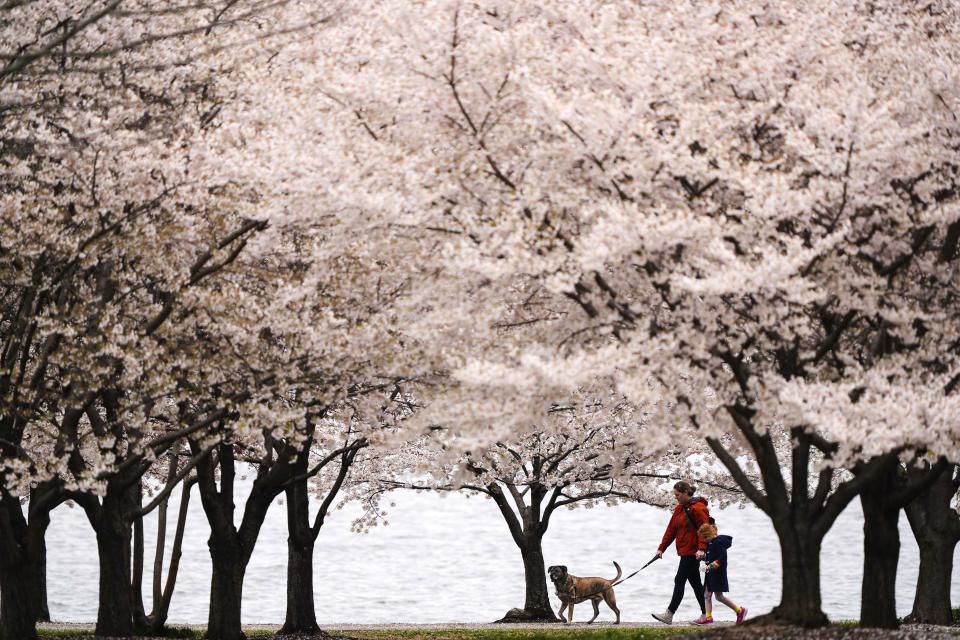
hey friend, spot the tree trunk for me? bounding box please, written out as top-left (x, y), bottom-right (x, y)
top-left (194, 441), bottom-right (287, 640)
top-left (859, 471), bottom-right (901, 629)
top-left (26, 503), bottom-right (51, 623)
top-left (0, 555), bottom-right (39, 640)
top-left (280, 478), bottom-right (319, 634)
top-left (485, 482), bottom-right (560, 623)
top-left (769, 523), bottom-right (829, 627)
top-left (281, 532), bottom-right (318, 634)
top-left (518, 535), bottom-right (556, 620)
top-left (0, 481), bottom-right (66, 639)
top-left (132, 507), bottom-right (148, 628)
top-left (207, 530), bottom-right (247, 640)
top-left (149, 477), bottom-right (195, 634)
top-left (908, 531), bottom-right (956, 624)
top-left (80, 473), bottom-right (143, 638)
top-left (280, 433), bottom-right (363, 635)
top-left (93, 501), bottom-right (135, 637)
top-left (905, 465), bottom-right (960, 625)
top-left (94, 518), bottom-right (135, 636)
top-left (0, 500), bottom-right (42, 640)
top-left (0, 485), bottom-right (66, 640)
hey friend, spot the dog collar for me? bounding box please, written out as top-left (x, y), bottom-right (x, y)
top-left (557, 576), bottom-right (576, 597)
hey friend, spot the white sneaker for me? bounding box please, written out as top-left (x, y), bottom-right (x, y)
top-left (651, 610), bottom-right (674, 624)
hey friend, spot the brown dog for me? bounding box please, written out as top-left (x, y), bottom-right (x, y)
top-left (547, 562), bottom-right (621, 624)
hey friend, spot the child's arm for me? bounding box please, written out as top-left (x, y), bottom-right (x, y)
top-left (703, 547), bottom-right (726, 572)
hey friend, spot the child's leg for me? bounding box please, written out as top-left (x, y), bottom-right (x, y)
top-left (703, 589), bottom-right (714, 617)
top-left (715, 591), bottom-right (740, 613)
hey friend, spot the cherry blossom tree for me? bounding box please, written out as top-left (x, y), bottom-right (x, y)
top-left (274, 0), bottom-right (960, 627)
top-left (0, 3), bottom-right (339, 638)
top-left (5, 0), bottom-right (959, 635)
top-left (154, 200), bottom-right (448, 640)
top-left (279, 407), bottom-right (378, 634)
top-left (363, 390), bottom-right (742, 623)
top-left (2, 2), bottom-right (466, 632)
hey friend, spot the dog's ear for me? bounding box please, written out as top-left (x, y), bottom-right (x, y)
top-left (560, 565), bottom-right (567, 573)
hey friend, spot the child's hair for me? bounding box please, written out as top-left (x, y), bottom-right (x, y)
top-left (698, 523), bottom-right (718, 539)
top-left (674, 480), bottom-right (696, 495)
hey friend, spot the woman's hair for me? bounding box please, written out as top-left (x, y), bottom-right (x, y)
top-left (673, 480), bottom-right (696, 495)
top-left (698, 523), bottom-right (718, 539)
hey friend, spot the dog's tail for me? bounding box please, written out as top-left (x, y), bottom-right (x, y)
top-left (611, 561), bottom-right (622, 582)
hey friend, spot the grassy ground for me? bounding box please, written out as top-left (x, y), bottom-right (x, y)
top-left (38, 627), bottom-right (701, 640)
top-left (35, 613), bottom-right (960, 640)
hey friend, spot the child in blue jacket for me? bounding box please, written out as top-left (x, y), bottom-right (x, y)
top-left (694, 523), bottom-right (747, 625)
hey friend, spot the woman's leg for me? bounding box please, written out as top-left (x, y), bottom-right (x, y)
top-left (684, 558), bottom-right (706, 613)
top-left (667, 556), bottom-right (700, 613)
top-left (667, 559), bottom-right (686, 612)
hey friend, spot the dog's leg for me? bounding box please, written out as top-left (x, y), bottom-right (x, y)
top-left (567, 603), bottom-right (575, 623)
top-left (587, 597), bottom-right (600, 623)
top-left (603, 589), bottom-right (621, 624)
top-left (557, 603), bottom-right (568, 623)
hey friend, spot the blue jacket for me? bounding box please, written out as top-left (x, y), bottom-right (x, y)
top-left (703, 534), bottom-right (732, 592)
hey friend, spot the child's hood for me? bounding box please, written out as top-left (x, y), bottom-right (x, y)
top-left (712, 534), bottom-right (733, 550)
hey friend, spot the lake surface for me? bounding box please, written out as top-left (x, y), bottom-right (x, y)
top-left (45, 482), bottom-right (960, 625)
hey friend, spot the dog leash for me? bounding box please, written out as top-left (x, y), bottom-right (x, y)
top-left (612, 554), bottom-right (660, 587)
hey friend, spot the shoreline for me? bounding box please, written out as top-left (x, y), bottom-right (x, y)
top-left (35, 620), bottom-right (958, 632)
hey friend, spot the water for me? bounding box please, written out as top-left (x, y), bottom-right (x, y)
top-left (45, 485), bottom-right (960, 625)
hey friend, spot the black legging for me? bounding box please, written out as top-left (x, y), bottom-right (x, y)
top-left (668, 555), bottom-right (705, 614)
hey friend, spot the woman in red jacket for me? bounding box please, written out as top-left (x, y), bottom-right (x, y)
top-left (650, 481), bottom-right (710, 625)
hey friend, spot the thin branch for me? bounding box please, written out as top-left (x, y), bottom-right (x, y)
top-left (137, 445), bottom-right (212, 516)
top-left (705, 435), bottom-right (771, 514)
top-left (0, 0), bottom-right (124, 80)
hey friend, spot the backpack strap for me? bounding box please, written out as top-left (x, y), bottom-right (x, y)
top-left (683, 498), bottom-right (707, 532)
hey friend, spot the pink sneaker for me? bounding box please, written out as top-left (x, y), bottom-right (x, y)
top-left (693, 615), bottom-right (713, 625)
top-left (736, 607), bottom-right (747, 625)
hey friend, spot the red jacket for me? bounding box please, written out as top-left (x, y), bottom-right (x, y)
top-left (658, 497), bottom-right (710, 556)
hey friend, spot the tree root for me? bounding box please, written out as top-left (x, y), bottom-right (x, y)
top-left (494, 608), bottom-right (561, 623)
